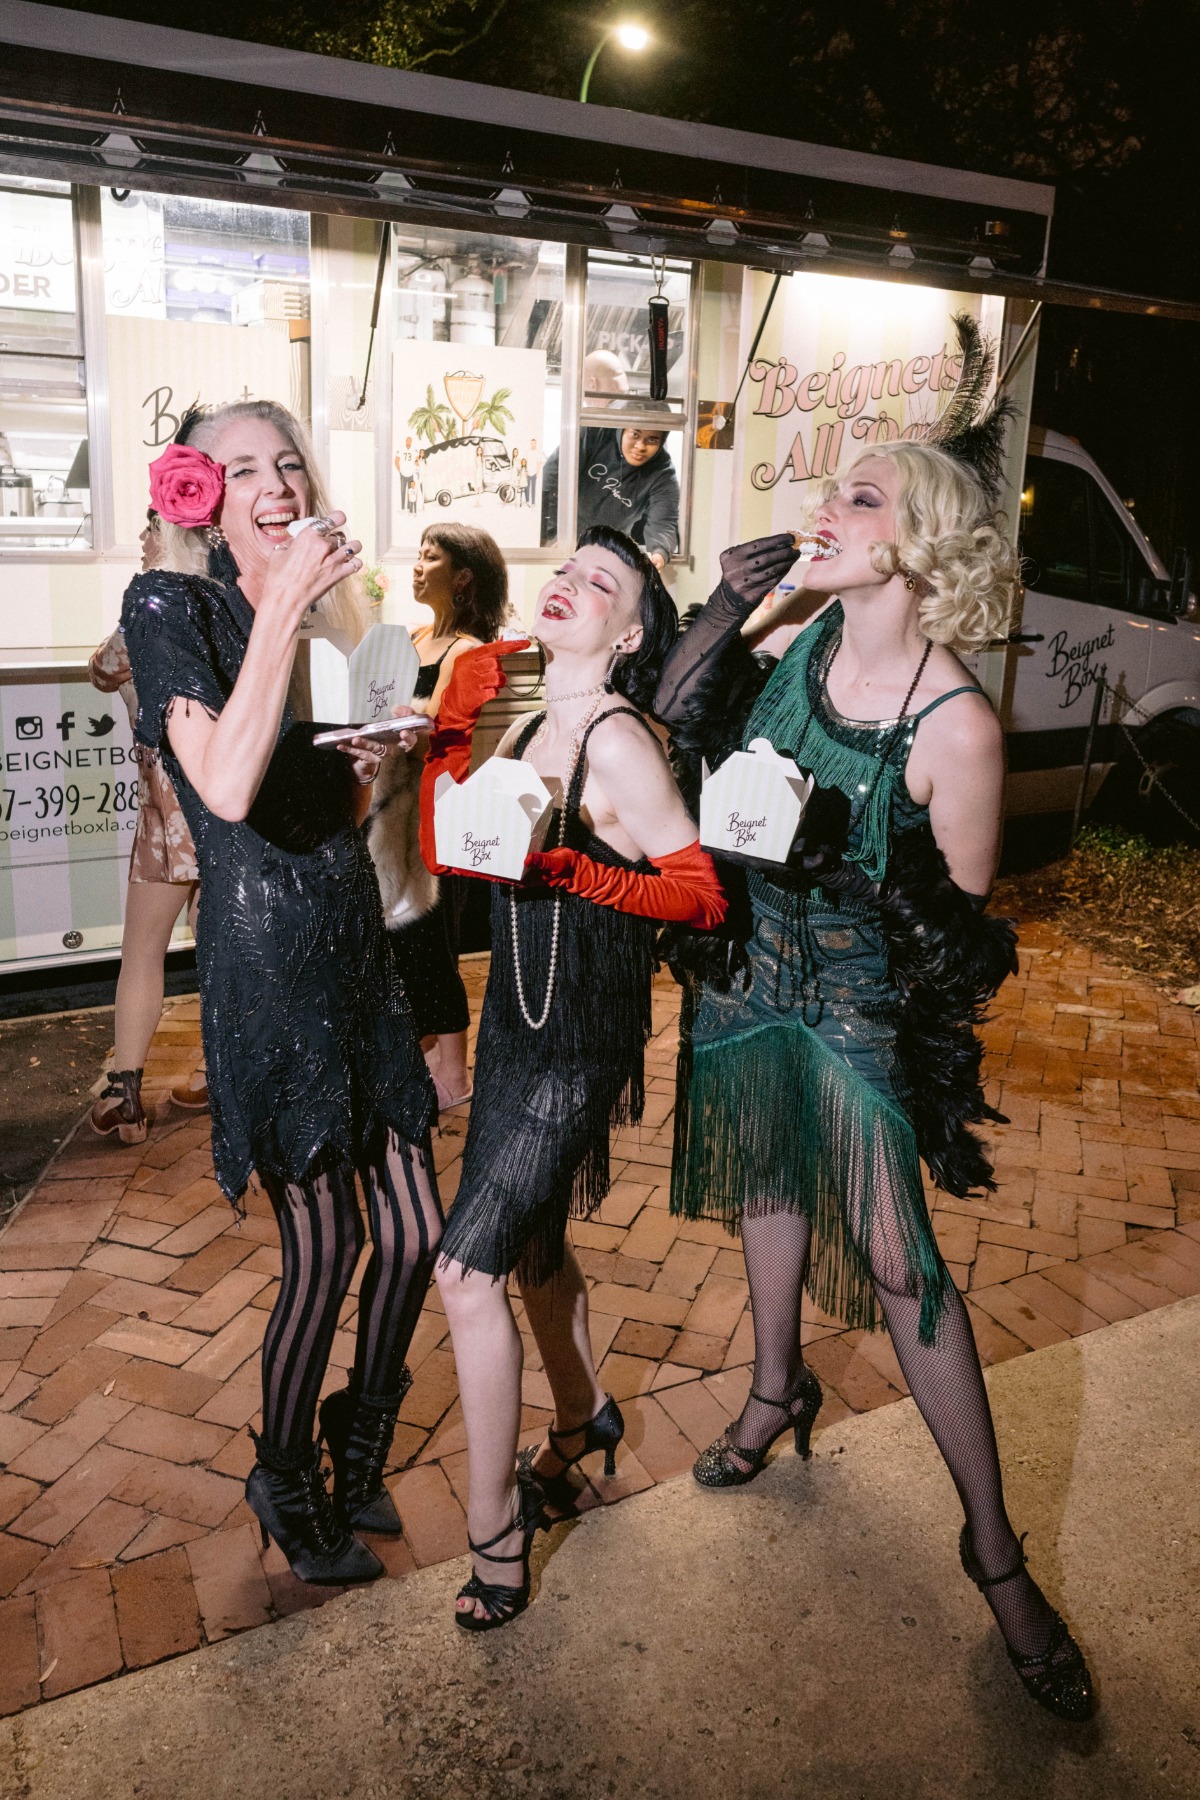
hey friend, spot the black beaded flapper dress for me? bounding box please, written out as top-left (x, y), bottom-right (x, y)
top-left (121, 570), bottom-right (435, 1207)
top-left (439, 708), bottom-right (657, 1286)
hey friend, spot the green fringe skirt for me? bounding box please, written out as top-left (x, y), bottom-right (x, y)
top-left (670, 880), bottom-right (951, 1344)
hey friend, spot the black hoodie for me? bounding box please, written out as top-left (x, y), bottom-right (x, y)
top-left (541, 428), bottom-right (680, 559)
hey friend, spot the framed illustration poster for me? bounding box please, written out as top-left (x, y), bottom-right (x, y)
top-left (390, 342), bottom-right (547, 550)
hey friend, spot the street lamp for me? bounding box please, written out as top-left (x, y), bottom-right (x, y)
top-left (580, 22), bottom-right (651, 103)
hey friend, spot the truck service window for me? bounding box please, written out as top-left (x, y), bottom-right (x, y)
top-left (0, 179), bottom-right (90, 552)
top-left (388, 224), bottom-right (564, 555)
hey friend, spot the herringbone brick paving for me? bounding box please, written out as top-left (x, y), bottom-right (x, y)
top-left (1, 918), bottom-right (1198, 1715)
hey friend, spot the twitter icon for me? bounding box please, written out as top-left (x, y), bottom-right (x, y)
top-left (87, 714), bottom-right (116, 738)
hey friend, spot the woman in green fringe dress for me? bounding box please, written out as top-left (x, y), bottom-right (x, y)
top-left (656, 438), bottom-right (1095, 1722)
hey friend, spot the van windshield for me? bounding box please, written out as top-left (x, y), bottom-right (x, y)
top-left (1021, 454), bottom-right (1151, 611)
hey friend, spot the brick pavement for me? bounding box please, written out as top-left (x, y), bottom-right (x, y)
top-left (2, 921), bottom-right (1198, 1716)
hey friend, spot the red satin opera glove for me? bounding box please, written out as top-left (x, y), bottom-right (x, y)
top-left (418, 637), bottom-right (532, 874)
top-left (524, 838), bottom-right (728, 930)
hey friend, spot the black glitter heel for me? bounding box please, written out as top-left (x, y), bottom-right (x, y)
top-left (959, 1527), bottom-right (1096, 1721)
top-left (693, 1367), bottom-right (823, 1488)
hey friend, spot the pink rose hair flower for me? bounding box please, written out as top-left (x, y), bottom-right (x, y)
top-left (148, 443), bottom-right (226, 529)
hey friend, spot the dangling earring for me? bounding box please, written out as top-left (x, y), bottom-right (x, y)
top-left (603, 647), bottom-right (625, 693)
top-left (207, 524), bottom-right (226, 548)
top-left (903, 570), bottom-right (917, 592)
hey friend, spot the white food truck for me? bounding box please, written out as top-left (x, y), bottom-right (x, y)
top-left (0, 0), bottom-right (1196, 974)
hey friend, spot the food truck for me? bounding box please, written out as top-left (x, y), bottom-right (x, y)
top-left (1, 0), bottom-right (1197, 973)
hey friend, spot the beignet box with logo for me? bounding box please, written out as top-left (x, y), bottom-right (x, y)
top-left (309, 623), bottom-right (420, 726)
top-left (699, 737), bottom-right (814, 867)
top-left (434, 760), bottom-right (553, 882)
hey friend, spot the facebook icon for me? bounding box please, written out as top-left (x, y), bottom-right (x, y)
top-left (56, 711), bottom-right (75, 741)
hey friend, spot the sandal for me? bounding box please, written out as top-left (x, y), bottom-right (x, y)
top-left (455, 1473), bottom-right (546, 1633)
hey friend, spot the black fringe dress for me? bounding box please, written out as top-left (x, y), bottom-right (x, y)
top-left (440, 708), bottom-right (657, 1287)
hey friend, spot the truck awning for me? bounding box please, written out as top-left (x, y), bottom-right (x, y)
top-left (0, 0), bottom-right (1195, 321)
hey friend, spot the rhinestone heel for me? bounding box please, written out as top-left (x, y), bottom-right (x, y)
top-left (516, 1394), bottom-right (624, 1512)
top-left (455, 1472), bottom-right (548, 1633)
top-left (959, 1527), bottom-right (1096, 1721)
top-left (693, 1367), bottom-right (823, 1489)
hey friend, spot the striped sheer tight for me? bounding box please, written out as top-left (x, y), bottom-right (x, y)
top-left (259, 1130), bottom-right (443, 1451)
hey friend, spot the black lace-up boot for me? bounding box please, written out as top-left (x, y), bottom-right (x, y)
top-left (245, 1431), bottom-right (384, 1584)
top-left (318, 1370), bottom-right (412, 1535)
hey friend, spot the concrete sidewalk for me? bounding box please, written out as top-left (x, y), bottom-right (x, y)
top-left (3, 1297), bottom-right (1197, 1800)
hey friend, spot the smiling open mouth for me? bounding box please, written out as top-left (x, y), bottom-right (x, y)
top-left (792, 531), bottom-right (840, 561)
top-left (541, 596), bottom-right (574, 620)
top-left (255, 510), bottom-right (299, 541)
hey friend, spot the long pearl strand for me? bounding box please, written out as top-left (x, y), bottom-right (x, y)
top-left (510, 692), bottom-right (605, 1031)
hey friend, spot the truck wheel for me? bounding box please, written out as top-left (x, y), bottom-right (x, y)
top-left (497, 484), bottom-right (516, 504)
top-left (435, 489), bottom-right (453, 508)
top-left (1091, 713), bottom-right (1200, 846)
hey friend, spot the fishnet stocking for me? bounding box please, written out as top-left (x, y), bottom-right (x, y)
top-left (731, 1188), bottom-right (1066, 1667)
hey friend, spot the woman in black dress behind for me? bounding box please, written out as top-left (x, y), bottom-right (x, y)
top-left (368, 524), bottom-right (510, 1109)
top-left (122, 400), bottom-right (440, 1586)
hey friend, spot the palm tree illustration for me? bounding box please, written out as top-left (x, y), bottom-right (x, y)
top-left (408, 385), bottom-right (455, 445)
top-left (469, 387), bottom-right (514, 436)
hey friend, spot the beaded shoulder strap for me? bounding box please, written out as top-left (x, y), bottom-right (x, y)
top-left (512, 712), bottom-right (546, 760)
top-left (565, 706), bottom-right (657, 819)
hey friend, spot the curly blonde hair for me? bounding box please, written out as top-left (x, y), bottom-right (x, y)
top-left (811, 440), bottom-right (1019, 653)
top-left (156, 400), bottom-right (366, 646)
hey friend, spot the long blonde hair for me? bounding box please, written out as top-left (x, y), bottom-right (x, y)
top-left (811, 440), bottom-right (1019, 653)
top-left (156, 400), bottom-right (366, 646)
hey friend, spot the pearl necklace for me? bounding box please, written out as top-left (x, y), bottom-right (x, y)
top-left (509, 693), bottom-right (606, 1031)
top-left (545, 680), bottom-right (606, 706)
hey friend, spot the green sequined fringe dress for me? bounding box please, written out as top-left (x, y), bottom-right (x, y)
top-left (672, 603), bottom-right (978, 1344)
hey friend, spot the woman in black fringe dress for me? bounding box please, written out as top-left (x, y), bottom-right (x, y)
top-left (423, 526), bottom-right (726, 1630)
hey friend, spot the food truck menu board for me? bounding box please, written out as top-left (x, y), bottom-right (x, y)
top-left (0, 675), bottom-right (139, 967)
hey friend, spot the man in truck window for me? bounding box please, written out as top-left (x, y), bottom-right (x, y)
top-left (541, 426), bottom-right (680, 567)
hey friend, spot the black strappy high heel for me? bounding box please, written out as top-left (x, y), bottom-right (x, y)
top-left (692, 1367), bottom-right (823, 1488)
top-left (455, 1473), bottom-right (548, 1633)
top-left (959, 1527), bottom-right (1096, 1721)
top-left (516, 1394), bottom-right (624, 1512)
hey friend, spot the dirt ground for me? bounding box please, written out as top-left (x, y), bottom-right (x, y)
top-left (995, 827), bottom-right (1200, 997)
top-left (0, 1009), bottom-right (114, 1225)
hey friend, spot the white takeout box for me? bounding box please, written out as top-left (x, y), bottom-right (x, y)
top-left (309, 623), bottom-right (419, 727)
top-left (699, 737), bottom-right (815, 866)
top-left (434, 759), bottom-right (553, 882)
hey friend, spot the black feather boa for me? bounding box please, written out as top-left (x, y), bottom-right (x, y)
top-left (878, 825), bottom-right (1017, 1195)
top-left (661, 607), bottom-right (1017, 1198)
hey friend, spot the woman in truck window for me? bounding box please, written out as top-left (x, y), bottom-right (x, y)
top-left (657, 438), bottom-right (1095, 1723)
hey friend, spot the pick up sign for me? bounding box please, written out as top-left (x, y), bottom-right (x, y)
top-left (700, 737), bottom-right (814, 866)
top-left (434, 759), bottom-right (553, 881)
top-left (309, 623), bottom-right (419, 727)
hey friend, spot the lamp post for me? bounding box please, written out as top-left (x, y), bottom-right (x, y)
top-left (579, 22), bottom-right (651, 103)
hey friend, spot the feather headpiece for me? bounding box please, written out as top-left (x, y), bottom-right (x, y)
top-left (924, 312), bottom-right (1017, 501)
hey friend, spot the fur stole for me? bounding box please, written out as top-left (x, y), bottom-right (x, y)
top-left (366, 742), bottom-right (438, 930)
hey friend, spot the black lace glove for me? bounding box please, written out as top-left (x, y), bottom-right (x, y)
top-left (781, 778), bottom-right (877, 901)
top-left (719, 533), bottom-right (802, 608)
top-left (655, 534), bottom-right (799, 726)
